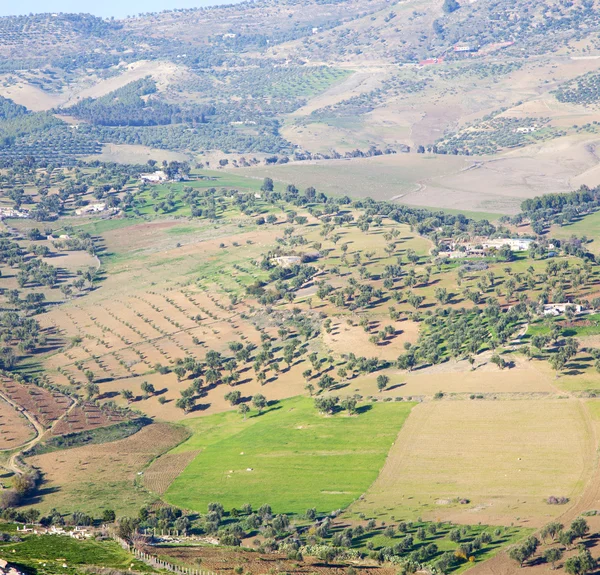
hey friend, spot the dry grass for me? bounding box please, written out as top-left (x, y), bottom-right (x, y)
top-left (323, 318), bottom-right (420, 361)
top-left (0, 60), bottom-right (182, 112)
top-left (347, 356), bottom-right (563, 399)
top-left (143, 450), bottom-right (200, 495)
top-left (349, 399), bottom-right (593, 527)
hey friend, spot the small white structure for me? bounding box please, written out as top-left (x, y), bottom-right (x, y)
top-left (71, 526), bottom-right (93, 539)
top-left (272, 256), bottom-right (302, 267)
top-left (437, 250), bottom-right (466, 259)
top-left (515, 126), bottom-right (539, 134)
top-left (481, 238), bottom-right (534, 251)
top-left (543, 303), bottom-right (583, 317)
top-left (75, 203), bottom-right (108, 216)
top-left (458, 238), bottom-right (534, 252)
top-left (31, 525), bottom-right (93, 539)
top-left (140, 170), bottom-right (168, 183)
top-left (0, 207), bottom-right (29, 219)
top-left (454, 45), bottom-right (475, 52)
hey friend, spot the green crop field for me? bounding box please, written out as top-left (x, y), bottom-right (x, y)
top-left (0, 535), bottom-right (146, 575)
top-left (551, 210), bottom-right (600, 250)
top-left (165, 396), bottom-right (414, 514)
top-left (526, 314), bottom-right (600, 339)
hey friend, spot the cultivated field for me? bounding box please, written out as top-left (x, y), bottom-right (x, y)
top-left (32, 197), bottom-right (438, 420)
top-left (235, 134), bottom-right (600, 215)
top-left (164, 396), bottom-right (414, 514)
top-left (350, 355), bottom-right (562, 400)
top-left (0, 397), bottom-right (35, 450)
top-left (0, 378), bottom-right (72, 429)
top-left (26, 423), bottom-right (188, 516)
top-left (147, 543), bottom-right (399, 575)
top-left (349, 399), bottom-right (594, 528)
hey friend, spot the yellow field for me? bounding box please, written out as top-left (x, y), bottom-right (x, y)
top-left (349, 399), bottom-right (593, 527)
top-left (348, 356), bottom-right (563, 399)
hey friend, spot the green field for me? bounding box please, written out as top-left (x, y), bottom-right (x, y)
top-left (165, 396), bottom-right (414, 514)
top-left (551, 210), bottom-right (600, 249)
top-left (526, 314), bottom-right (600, 338)
top-left (0, 535), bottom-right (146, 575)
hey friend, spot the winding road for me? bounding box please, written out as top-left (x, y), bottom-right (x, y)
top-left (0, 389), bottom-right (77, 475)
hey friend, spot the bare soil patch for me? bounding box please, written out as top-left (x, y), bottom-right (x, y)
top-left (145, 543), bottom-right (395, 575)
top-left (0, 397), bottom-right (36, 450)
top-left (349, 356), bottom-right (558, 398)
top-left (323, 318), bottom-right (419, 361)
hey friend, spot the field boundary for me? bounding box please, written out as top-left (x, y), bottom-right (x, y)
top-left (113, 535), bottom-right (217, 575)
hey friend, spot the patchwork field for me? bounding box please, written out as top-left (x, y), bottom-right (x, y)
top-left (26, 423), bottom-right (188, 516)
top-left (234, 133), bottom-right (600, 214)
top-left (0, 158), bottom-right (598, 575)
top-left (349, 399), bottom-right (593, 528)
top-left (7, 1), bottom-right (600, 573)
top-left (163, 396), bottom-right (414, 514)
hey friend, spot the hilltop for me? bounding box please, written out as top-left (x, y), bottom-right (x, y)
top-left (0, 0), bottom-right (600, 212)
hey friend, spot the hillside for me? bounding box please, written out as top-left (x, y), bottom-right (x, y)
top-left (1, 0), bottom-right (600, 183)
top-left (3, 3), bottom-right (600, 574)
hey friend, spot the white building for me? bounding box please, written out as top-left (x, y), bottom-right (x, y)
top-left (140, 170), bottom-right (168, 183)
top-left (75, 203), bottom-right (108, 216)
top-left (272, 256), bottom-right (302, 267)
top-left (543, 303), bottom-right (583, 317)
top-left (0, 207), bottom-right (29, 219)
top-left (481, 238), bottom-right (534, 251)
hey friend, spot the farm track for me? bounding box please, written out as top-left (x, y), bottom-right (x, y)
top-left (0, 390), bottom-right (45, 454)
top-left (0, 388), bottom-right (78, 475)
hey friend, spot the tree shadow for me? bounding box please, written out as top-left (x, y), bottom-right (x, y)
top-left (387, 383), bottom-right (406, 392)
top-left (355, 404), bottom-right (373, 414)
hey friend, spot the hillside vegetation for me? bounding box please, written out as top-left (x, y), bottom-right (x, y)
top-left (3, 3), bottom-right (600, 575)
top-left (2, 0), bottom-right (600, 168)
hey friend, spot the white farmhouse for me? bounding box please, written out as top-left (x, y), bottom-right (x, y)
top-left (543, 303), bottom-right (583, 317)
top-left (0, 207), bottom-right (29, 219)
top-left (140, 170), bottom-right (168, 183)
top-left (481, 238), bottom-right (534, 251)
top-left (75, 203), bottom-right (108, 216)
